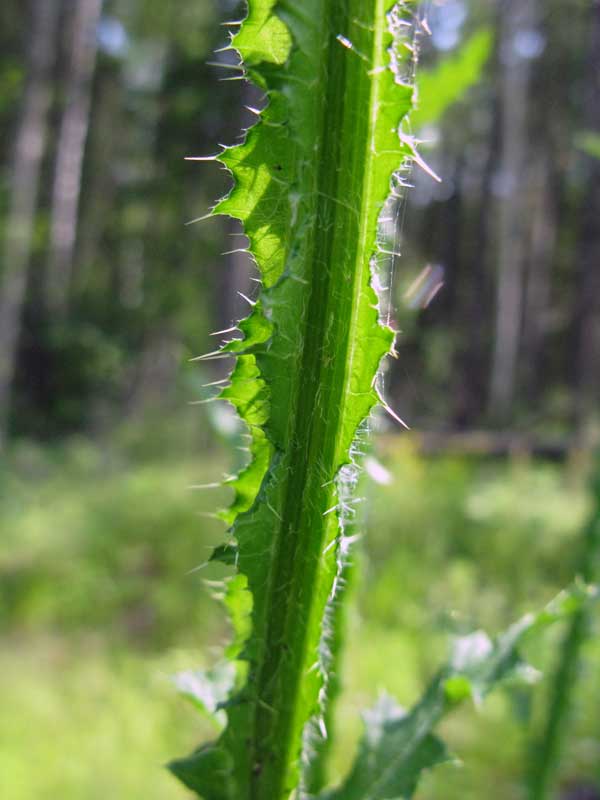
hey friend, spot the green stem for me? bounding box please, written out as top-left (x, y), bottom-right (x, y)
top-left (244, 3), bottom-right (401, 794)
top-left (170, 2), bottom-right (416, 799)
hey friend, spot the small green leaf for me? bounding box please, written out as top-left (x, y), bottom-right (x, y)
top-left (575, 130), bottom-right (600, 160)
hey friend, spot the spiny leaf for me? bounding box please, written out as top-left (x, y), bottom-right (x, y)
top-left (316, 584), bottom-right (596, 800)
top-left (317, 693), bottom-right (453, 800)
top-left (172, 1), bottom-right (420, 798)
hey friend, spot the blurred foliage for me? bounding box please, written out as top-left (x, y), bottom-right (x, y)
top-left (2, 0), bottom-right (598, 440)
top-left (1, 0), bottom-right (600, 796)
top-left (412, 28), bottom-right (493, 130)
top-left (0, 426), bottom-right (229, 648)
top-left (1, 429), bottom-right (600, 797)
top-left (0, 642), bottom-right (204, 800)
top-left (2, 0), bottom-right (241, 439)
top-left (576, 130), bottom-right (600, 160)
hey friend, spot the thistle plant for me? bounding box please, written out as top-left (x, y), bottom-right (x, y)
top-left (169, 3), bottom-right (595, 798)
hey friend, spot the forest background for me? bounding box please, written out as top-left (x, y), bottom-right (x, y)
top-left (1, 1), bottom-right (599, 798)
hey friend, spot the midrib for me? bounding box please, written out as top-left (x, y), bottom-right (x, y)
top-left (248, 1), bottom-right (379, 798)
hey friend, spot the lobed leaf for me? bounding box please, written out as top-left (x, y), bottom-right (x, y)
top-left (316, 585), bottom-right (596, 800)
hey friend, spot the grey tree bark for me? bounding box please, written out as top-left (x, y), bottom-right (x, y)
top-left (573, 0), bottom-right (600, 436)
top-left (0, 0), bottom-right (61, 445)
top-left (488, 0), bottom-right (537, 422)
top-left (451, 75), bottom-right (500, 428)
top-left (46, 0), bottom-right (103, 316)
top-left (75, 61), bottom-right (122, 290)
top-left (521, 151), bottom-right (556, 402)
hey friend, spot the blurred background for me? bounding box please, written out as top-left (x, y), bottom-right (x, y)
top-left (1, 0), bottom-right (599, 798)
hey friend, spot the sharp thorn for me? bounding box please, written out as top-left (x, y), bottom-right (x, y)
top-left (381, 399), bottom-right (411, 430)
top-left (237, 291), bottom-right (255, 306)
top-left (189, 349), bottom-right (232, 362)
top-left (185, 212), bottom-right (214, 225)
top-left (202, 378), bottom-right (230, 387)
top-left (211, 326), bottom-right (239, 336)
top-left (222, 248), bottom-right (249, 256)
top-left (185, 154), bottom-right (220, 161)
top-left (412, 151), bottom-right (442, 183)
top-left (206, 61), bottom-right (244, 71)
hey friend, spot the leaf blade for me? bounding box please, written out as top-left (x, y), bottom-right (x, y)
top-left (172, 2), bottom-right (419, 797)
top-left (317, 585), bottom-right (595, 800)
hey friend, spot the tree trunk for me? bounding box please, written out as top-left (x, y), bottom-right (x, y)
top-left (75, 59), bottom-right (122, 290)
top-left (0, 0), bottom-right (60, 445)
top-left (488, 0), bottom-right (536, 422)
top-left (452, 125), bottom-right (497, 428)
top-left (451, 27), bottom-right (501, 429)
top-left (521, 150), bottom-right (557, 402)
top-left (573, 0), bottom-right (600, 435)
top-left (46, 0), bottom-right (103, 316)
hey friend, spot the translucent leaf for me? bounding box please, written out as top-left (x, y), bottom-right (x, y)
top-left (172, 1), bottom-right (420, 797)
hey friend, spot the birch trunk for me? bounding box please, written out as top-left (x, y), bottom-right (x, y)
top-left (488, 0), bottom-right (536, 422)
top-left (0, 0), bottom-right (60, 445)
top-left (521, 151), bottom-right (556, 402)
top-left (573, 0), bottom-right (600, 435)
top-left (46, 0), bottom-right (103, 316)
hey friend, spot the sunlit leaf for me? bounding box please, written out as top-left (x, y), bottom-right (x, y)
top-left (170, 1), bottom-right (419, 798)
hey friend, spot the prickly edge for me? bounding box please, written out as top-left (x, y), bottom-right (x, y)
top-left (170, 2), bottom-right (417, 798)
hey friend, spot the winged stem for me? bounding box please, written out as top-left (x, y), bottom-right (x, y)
top-left (170, 2), bottom-right (417, 798)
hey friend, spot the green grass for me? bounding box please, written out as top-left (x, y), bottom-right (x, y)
top-left (1, 433), bottom-right (599, 798)
top-left (0, 435), bottom-right (229, 647)
top-left (0, 639), bottom-right (207, 800)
